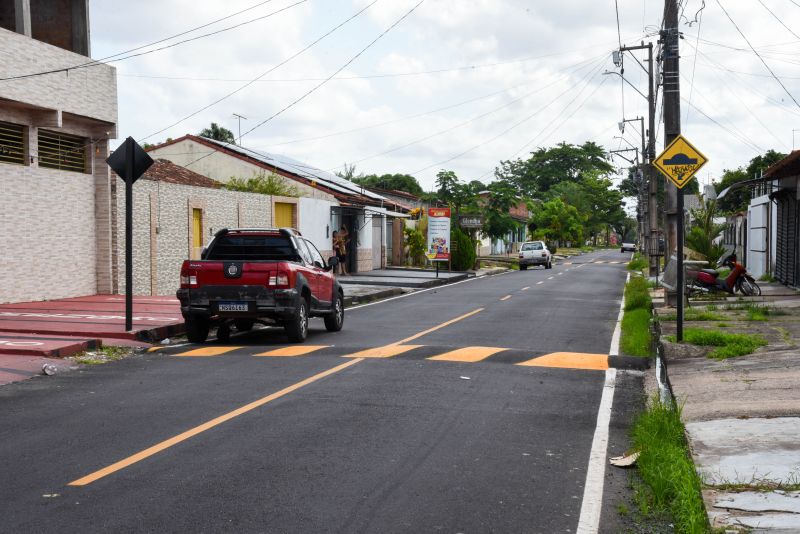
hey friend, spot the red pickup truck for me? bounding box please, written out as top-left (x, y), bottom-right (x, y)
top-left (177, 228), bottom-right (343, 343)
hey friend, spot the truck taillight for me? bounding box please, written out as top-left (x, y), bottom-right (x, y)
top-left (268, 271), bottom-right (289, 287)
top-left (180, 274), bottom-right (198, 287)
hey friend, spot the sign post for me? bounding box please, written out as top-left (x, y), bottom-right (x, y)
top-left (426, 207), bottom-right (451, 278)
top-left (107, 137), bottom-right (154, 331)
top-left (652, 134), bottom-right (708, 342)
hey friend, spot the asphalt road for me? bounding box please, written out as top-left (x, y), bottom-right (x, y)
top-left (0, 249), bottom-right (640, 533)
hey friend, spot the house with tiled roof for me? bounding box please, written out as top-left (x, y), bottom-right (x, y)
top-left (147, 135), bottom-right (409, 277)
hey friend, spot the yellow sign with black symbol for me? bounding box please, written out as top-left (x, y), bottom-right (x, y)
top-left (652, 134), bottom-right (708, 189)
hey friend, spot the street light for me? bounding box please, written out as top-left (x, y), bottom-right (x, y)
top-left (612, 50), bottom-right (622, 68)
top-left (602, 70), bottom-right (648, 101)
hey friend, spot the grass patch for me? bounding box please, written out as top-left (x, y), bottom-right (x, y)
top-left (716, 323), bottom-right (729, 328)
top-left (621, 276), bottom-right (652, 357)
top-left (628, 253), bottom-right (648, 272)
top-left (742, 303), bottom-right (786, 322)
top-left (632, 398), bottom-right (708, 533)
top-left (660, 309), bottom-right (725, 322)
top-left (666, 328), bottom-right (767, 359)
top-left (71, 345), bottom-right (131, 365)
top-left (759, 273), bottom-right (776, 282)
top-left (625, 276), bottom-right (652, 311)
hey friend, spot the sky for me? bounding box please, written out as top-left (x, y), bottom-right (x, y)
top-left (89, 0), bottom-right (800, 204)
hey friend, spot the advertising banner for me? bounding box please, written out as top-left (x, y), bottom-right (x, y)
top-left (426, 207), bottom-right (451, 261)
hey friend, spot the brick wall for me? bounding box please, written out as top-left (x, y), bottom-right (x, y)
top-left (0, 27), bottom-right (117, 125)
top-left (114, 181), bottom-right (275, 295)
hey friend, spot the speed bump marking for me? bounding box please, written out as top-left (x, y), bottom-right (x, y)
top-left (174, 346), bottom-right (243, 357)
top-left (345, 344), bottom-right (423, 358)
top-left (427, 346), bottom-right (508, 363)
top-left (255, 345), bottom-right (328, 357)
top-left (517, 352), bottom-right (608, 371)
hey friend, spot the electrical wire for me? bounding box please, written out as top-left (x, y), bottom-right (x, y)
top-left (0, 0), bottom-right (306, 82)
top-left (325, 54), bottom-right (607, 171)
top-left (684, 0), bottom-right (703, 124)
top-left (715, 0), bottom-right (800, 108)
top-left (183, 0), bottom-right (427, 170)
top-left (140, 0), bottom-right (380, 141)
top-left (758, 0), bottom-right (800, 39)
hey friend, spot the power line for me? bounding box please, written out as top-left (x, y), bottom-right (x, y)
top-left (326, 54), bottom-right (607, 171)
top-left (757, 0), bottom-right (800, 40)
top-left (684, 0), bottom-right (704, 123)
top-left (0, 0), bottom-right (304, 82)
top-left (715, 0), bottom-right (800, 108)
top-left (419, 59), bottom-right (608, 178)
top-left (183, 0), bottom-right (426, 169)
top-left (140, 0), bottom-right (380, 141)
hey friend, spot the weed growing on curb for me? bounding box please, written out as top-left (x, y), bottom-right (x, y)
top-left (71, 346), bottom-right (131, 365)
top-left (628, 253), bottom-right (648, 272)
top-left (632, 398), bottom-right (708, 533)
top-left (666, 328), bottom-right (767, 359)
top-left (621, 276), bottom-right (652, 357)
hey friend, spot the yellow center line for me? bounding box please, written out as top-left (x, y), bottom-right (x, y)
top-left (394, 308), bottom-right (484, 345)
top-left (68, 358), bottom-right (364, 487)
top-left (500, 295), bottom-right (512, 301)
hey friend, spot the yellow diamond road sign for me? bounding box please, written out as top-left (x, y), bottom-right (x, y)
top-left (653, 134), bottom-right (708, 189)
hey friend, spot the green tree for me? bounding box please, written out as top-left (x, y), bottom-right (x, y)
top-left (495, 141), bottom-right (614, 197)
top-left (353, 173), bottom-right (424, 196)
top-left (223, 171), bottom-right (300, 197)
top-left (482, 180), bottom-right (521, 242)
top-left (531, 198), bottom-right (584, 245)
top-left (199, 123), bottom-right (236, 144)
top-left (335, 162), bottom-right (363, 182)
top-left (714, 149), bottom-right (785, 213)
top-left (403, 226), bottom-right (426, 266)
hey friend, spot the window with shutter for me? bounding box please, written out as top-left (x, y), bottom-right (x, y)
top-left (38, 129), bottom-right (88, 173)
top-left (0, 121), bottom-right (25, 166)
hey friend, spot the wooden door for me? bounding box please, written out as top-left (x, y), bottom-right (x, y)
top-left (191, 208), bottom-right (203, 259)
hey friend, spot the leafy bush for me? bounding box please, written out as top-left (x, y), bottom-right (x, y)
top-left (223, 171), bottom-right (300, 196)
top-left (450, 227), bottom-right (476, 271)
top-left (403, 226), bottom-right (426, 266)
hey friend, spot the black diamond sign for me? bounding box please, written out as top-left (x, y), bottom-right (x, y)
top-left (107, 137), bottom-right (154, 183)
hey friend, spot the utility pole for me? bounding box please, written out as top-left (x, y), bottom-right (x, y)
top-left (662, 0), bottom-right (682, 306)
top-left (619, 42), bottom-right (657, 276)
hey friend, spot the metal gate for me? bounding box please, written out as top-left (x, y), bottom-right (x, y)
top-left (775, 191), bottom-right (799, 287)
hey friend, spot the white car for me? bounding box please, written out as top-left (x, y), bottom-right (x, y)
top-left (518, 241), bottom-right (552, 270)
top-left (621, 242), bottom-right (637, 253)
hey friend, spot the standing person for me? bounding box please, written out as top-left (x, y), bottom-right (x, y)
top-left (331, 231), bottom-right (340, 275)
top-left (338, 225), bottom-right (350, 276)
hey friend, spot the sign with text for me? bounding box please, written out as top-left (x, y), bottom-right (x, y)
top-left (652, 134), bottom-right (708, 189)
top-left (426, 207), bottom-right (451, 261)
top-left (458, 215), bottom-right (483, 229)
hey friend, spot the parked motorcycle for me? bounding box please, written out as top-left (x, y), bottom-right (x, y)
top-left (686, 253), bottom-right (761, 296)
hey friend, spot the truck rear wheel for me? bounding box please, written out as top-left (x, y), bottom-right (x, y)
top-left (185, 316), bottom-right (209, 343)
top-left (285, 298), bottom-right (309, 343)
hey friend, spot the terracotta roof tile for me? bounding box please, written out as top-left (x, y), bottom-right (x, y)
top-left (111, 159), bottom-right (222, 189)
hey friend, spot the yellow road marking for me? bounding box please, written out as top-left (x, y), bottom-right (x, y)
top-left (255, 345), bottom-right (329, 357)
top-left (521, 286), bottom-right (530, 291)
top-left (427, 346), bottom-right (507, 363)
top-left (610, 261), bottom-right (621, 264)
top-left (346, 344), bottom-right (423, 358)
top-left (345, 308), bottom-right (484, 359)
top-left (147, 347), bottom-right (164, 353)
top-left (517, 352), bottom-right (608, 371)
top-left (174, 346), bottom-right (243, 357)
top-left (68, 358), bottom-right (363, 486)
top-left (500, 295), bottom-right (512, 301)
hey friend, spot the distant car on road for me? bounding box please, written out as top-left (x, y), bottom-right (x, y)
top-left (621, 242), bottom-right (637, 253)
top-left (518, 241), bottom-right (552, 270)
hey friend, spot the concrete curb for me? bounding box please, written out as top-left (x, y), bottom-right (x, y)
top-left (608, 355), bottom-right (652, 370)
top-left (343, 287), bottom-right (405, 308)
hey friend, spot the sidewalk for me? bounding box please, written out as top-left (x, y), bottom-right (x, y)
top-left (657, 282), bottom-right (800, 532)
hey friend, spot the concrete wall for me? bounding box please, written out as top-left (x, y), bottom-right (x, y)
top-left (748, 193), bottom-right (775, 279)
top-left (299, 196), bottom-right (337, 259)
top-left (113, 180), bottom-right (279, 296)
top-left (0, 27), bottom-right (116, 125)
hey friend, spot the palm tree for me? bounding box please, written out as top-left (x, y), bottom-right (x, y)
top-left (199, 123), bottom-right (236, 144)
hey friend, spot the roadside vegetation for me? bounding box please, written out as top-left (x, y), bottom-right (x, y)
top-left (631, 398), bottom-right (708, 533)
top-left (69, 346), bottom-right (131, 365)
top-left (621, 276), bottom-right (652, 357)
top-left (627, 252), bottom-right (648, 272)
top-left (666, 328), bottom-right (767, 359)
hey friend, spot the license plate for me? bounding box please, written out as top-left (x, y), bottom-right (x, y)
top-left (218, 301), bottom-right (249, 312)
